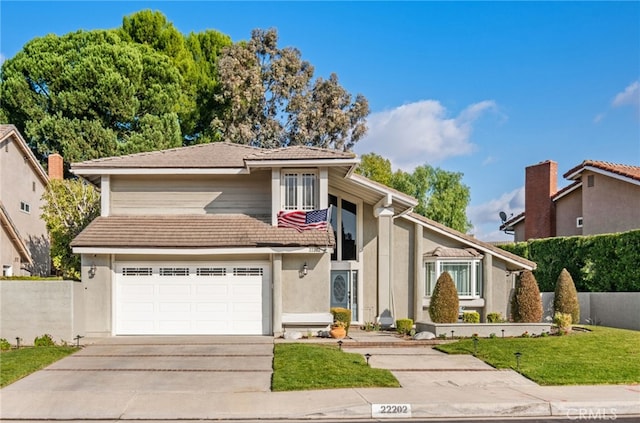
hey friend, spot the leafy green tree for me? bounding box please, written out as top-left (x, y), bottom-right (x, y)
top-left (356, 153), bottom-right (472, 232)
top-left (428, 271), bottom-right (459, 323)
top-left (212, 28), bottom-right (369, 150)
top-left (41, 179), bottom-right (100, 280)
top-left (119, 10), bottom-right (232, 143)
top-left (1, 29), bottom-right (184, 164)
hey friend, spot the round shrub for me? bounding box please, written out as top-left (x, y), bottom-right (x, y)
top-left (487, 312), bottom-right (505, 323)
top-left (428, 271), bottom-right (459, 323)
top-left (395, 318), bottom-right (413, 335)
top-left (554, 268), bottom-right (580, 324)
top-left (0, 338), bottom-right (11, 351)
top-left (554, 311), bottom-right (572, 333)
top-left (462, 311), bottom-right (480, 323)
top-left (510, 270), bottom-right (543, 323)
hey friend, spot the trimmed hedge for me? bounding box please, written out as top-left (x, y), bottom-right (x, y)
top-left (499, 230), bottom-right (640, 292)
top-left (511, 270), bottom-right (543, 323)
top-left (428, 271), bottom-right (459, 323)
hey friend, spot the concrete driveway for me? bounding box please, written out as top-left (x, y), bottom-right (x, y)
top-left (1, 336), bottom-right (274, 420)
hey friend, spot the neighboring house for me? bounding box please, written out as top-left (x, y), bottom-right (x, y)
top-left (0, 125), bottom-right (62, 276)
top-left (500, 160), bottom-right (640, 242)
top-left (70, 143), bottom-right (534, 337)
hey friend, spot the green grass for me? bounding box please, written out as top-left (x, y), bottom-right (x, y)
top-left (436, 326), bottom-right (640, 385)
top-left (272, 343), bottom-right (400, 391)
top-left (0, 346), bottom-right (79, 387)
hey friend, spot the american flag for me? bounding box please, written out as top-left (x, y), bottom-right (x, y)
top-left (277, 208), bottom-right (330, 232)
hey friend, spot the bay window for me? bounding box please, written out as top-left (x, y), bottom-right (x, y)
top-left (425, 258), bottom-right (483, 299)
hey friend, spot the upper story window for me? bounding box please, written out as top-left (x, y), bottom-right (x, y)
top-left (19, 201), bottom-right (30, 214)
top-left (424, 247), bottom-right (483, 299)
top-left (329, 194), bottom-right (358, 262)
top-left (282, 171), bottom-right (317, 211)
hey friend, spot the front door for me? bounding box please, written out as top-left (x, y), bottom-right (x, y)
top-left (330, 270), bottom-right (358, 321)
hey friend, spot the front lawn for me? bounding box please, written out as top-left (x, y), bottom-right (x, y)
top-left (272, 343), bottom-right (400, 391)
top-left (436, 325), bottom-right (640, 385)
top-left (0, 346), bottom-right (79, 387)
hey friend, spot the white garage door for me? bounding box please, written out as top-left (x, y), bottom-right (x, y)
top-left (114, 262), bottom-right (270, 335)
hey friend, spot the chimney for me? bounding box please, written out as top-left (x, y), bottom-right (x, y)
top-left (48, 153), bottom-right (64, 180)
top-left (524, 160), bottom-right (557, 240)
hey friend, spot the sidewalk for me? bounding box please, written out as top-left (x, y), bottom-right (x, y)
top-left (0, 330), bottom-right (638, 421)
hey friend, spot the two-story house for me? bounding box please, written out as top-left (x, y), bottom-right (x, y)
top-left (500, 160), bottom-right (640, 242)
top-left (0, 125), bottom-right (62, 276)
top-left (71, 142), bottom-right (534, 337)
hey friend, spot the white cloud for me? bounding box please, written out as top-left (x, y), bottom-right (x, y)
top-left (482, 156), bottom-right (497, 166)
top-left (355, 100), bottom-right (498, 170)
top-left (467, 186), bottom-right (524, 241)
top-left (612, 81), bottom-right (639, 108)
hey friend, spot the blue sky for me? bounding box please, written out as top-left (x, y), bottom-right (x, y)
top-left (2, 1), bottom-right (639, 240)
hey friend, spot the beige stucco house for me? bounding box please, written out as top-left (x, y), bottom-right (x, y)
top-left (0, 125), bottom-right (60, 276)
top-left (70, 142), bottom-right (534, 337)
top-left (501, 160), bottom-right (640, 242)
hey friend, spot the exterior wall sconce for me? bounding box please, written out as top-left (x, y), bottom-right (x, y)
top-left (300, 262), bottom-right (308, 277)
top-left (88, 263), bottom-right (96, 279)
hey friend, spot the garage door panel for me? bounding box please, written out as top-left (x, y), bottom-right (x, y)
top-left (158, 284), bottom-right (191, 296)
top-left (122, 284), bottom-right (155, 296)
top-left (159, 302), bottom-right (191, 313)
top-left (195, 285), bottom-right (228, 295)
top-left (115, 262), bottom-right (269, 335)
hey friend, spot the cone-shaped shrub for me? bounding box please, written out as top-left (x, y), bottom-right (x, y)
top-left (429, 271), bottom-right (459, 323)
top-left (554, 268), bottom-right (580, 324)
top-left (510, 270), bottom-right (543, 323)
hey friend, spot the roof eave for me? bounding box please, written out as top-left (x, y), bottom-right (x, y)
top-left (245, 158), bottom-right (360, 168)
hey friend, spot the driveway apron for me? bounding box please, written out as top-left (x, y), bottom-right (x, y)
top-left (0, 336), bottom-right (274, 420)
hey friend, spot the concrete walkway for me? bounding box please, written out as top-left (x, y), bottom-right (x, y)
top-left (1, 331), bottom-right (638, 421)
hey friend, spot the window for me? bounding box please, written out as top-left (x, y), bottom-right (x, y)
top-left (196, 267), bottom-right (226, 276)
top-left (329, 194), bottom-right (358, 261)
top-left (122, 267), bottom-right (153, 276)
top-left (576, 217), bottom-right (583, 228)
top-left (233, 267), bottom-right (263, 276)
top-left (282, 172), bottom-right (316, 211)
top-left (425, 259), bottom-right (483, 299)
top-left (19, 202), bottom-right (30, 214)
top-left (159, 267), bottom-right (189, 276)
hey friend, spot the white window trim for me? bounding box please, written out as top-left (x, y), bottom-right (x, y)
top-left (425, 258), bottom-right (483, 299)
top-left (576, 217), bottom-right (583, 228)
top-left (281, 170), bottom-right (318, 211)
top-left (19, 201), bottom-right (30, 214)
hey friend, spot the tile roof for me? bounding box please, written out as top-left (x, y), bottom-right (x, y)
top-left (564, 160), bottom-right (640, 182)
top-left (72, 142), bottom-right (262, 169)
top-left (245, 145), bottom-right (356, 161)
top-left (72, 143), bottom-right (356, 170)
top-left (71, 214), bottom-right (335, 249)
top-left (425, 246), bottom-right (482, 258)
top-left (407, 212), bottom-right (536, 270)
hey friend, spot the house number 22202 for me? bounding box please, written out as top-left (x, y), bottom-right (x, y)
top-left (372, 404), bottom-right (412, 418)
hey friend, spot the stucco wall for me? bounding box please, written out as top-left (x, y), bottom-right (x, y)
top-left (361, 202), bottom-right (378, 323)
top-left (392, 218), bottom-right (414, 321)
top-left (0, 280), bottom-right (83, 344)
top-left (582, 171), bottom-right (640, 235)
top-left (0, 135), bottom-right (49, 276)
top-left (555, 188), bottom-right (583, 237)
top-left (542, 292), bottom-right (640, 330)
top-left (282, 253), bottom-right (330, 313)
